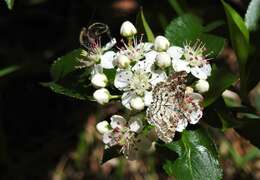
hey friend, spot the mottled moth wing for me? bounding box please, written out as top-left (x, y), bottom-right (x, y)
top-left (147, 71), bottom-right (187, 143)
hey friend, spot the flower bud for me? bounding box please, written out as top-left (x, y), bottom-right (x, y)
top-left (195, 79), bottom-right (209, 93)
top-left (185, 86), bottom-right (194, 94)
top-left (120, 21), bottom-right (137, 37)
top-left (249, 82), bottom-right (260, 112)
top-left (154, 35), bottom-right (170, 52)
top-left (93, 88), bottom-right (110, 105)
top-left (116, 54), bottom-right (131, 69)
top-left (155, 52), bottom-right (171, 69)
top-left (130, 96), bottom-right (145, 111)
top-left (91, 73), bottom-right (108, 88)
top-left (96, 121), bottom-right (110, 134)
top-left (129, 116), bottom-right (143, 133)
top-left (222, 90), bottom-right (242, 107)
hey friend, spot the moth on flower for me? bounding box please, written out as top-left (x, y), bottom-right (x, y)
top-left (147, 71), bottom-right (203, 143)
top-left (78, 22), bottom-right (117, 69)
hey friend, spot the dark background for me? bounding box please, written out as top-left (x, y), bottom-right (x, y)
top-left (0, 0), bottom-right (253, 179)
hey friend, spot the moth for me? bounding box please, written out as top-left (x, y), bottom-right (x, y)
top-left (147, 71), bottom-right (203, 143)
top-left (79, 22), bottom-right (111, 52)
top-left (77, 22), bottom-right (116, 68)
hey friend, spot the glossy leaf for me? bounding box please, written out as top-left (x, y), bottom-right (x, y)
top-left (245, 0), bottom-right (260, 31)
top-left (43, 70), bottom-right (93, 100)
top-left (162, 128), bottom-right (222, 179)
top-left (5, 0), bottom-right (14, 10)
top-left (165, 14), bottom-right (203, 47)
top-left (204, 66), bottom-right (238, 107)
top-left (136, 8), bottom-right (155, 42)
top-left (165, 14), bottom-right (225, 57)
top-left (199, 34), bottom-right (225, 58)
top-left (50, 49), bottom-right (85, 81)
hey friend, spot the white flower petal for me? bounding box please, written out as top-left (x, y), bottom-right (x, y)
top-left (121, 91), bottom-right (135, 110)
top-left (132, 57), bottom-right (155, 72)
top-left (176, 119), bottom-right (188, 132)
top-left (129, 117), bottom-right (143, 133)
top-left (183, 93), bottom-right (203, 124)
top-left (190, 66), bottom-right (208, 80)
top-left (103, 132), bottom-right (113, 144)
top-left (144, 50), bottom-right (158, 63)
top-left (114, 70), bottom-right (133, 90)
top-left (102, 38), bottom-right (116, 51)
top-left (101, 51), bottom-right (116, 69)
top-left (110, 115), bottom-right (127, 129)
top-left (144, 91), bottom-right (153, 106)
top-left (201, 63), bottom-right (212, 77)
top-left (150, 70), bottom-right (167, 86)
top-left (167, 46), bottom-right (184, 59)
top-left (172, 59), bottom-right (190, 72)
top-left (143, 42), bottom-right (154, 52)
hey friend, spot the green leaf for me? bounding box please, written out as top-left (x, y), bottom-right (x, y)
top-left (245, 0), bottom-right (260, 31)
top-left (203, 20), bottom-right (225, 32)
top-left (103, 69), bottom-right (116, 83)
top-left (5, 0), bottom-right (14, 10)
top-left (165, 14), bottom-right (203, 47)
top-left (0, 65), bottom-right (19, 77)
top-left (221, 0), bottom-right (250, 98)
top-left (204, 65), bottom-right (238, 107)
top-left (50, 49), bottom-right (85, 81)
top-left (136, 8), bottom-right (155, 42)
top-left (165, 14), bottom-right (225, 57)
top-left (162, 128), bottom-right (222, 179)
top-left (199, 34), bottom-right (225, 58)
top-left (42, 70), bottom-right (93, 100)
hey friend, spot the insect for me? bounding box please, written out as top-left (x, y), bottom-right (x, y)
top-left (79, 22), bottom-right (111, 52)
top-left (147, 71), bottom-right (203, 143)
top-left (77, 22), bottom-right (116, 68)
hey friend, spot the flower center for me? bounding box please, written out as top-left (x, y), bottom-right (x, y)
top-left (183, 41), bottom-right (207, 67)
top-left (129, 70), bottom-right (151, 96)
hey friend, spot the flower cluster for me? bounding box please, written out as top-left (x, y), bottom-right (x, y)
top-left (80, 21), bottom-right (212, 159)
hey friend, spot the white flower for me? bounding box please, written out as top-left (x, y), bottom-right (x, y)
top-left (155, 52), bottom-right (171, 69)
top-left (93, 88), bottom-right (110, 105)
top-left (119, 39), bottom-right (153, 62)
top-left (154, 35), bottom-right (170, 52)
top-left (183, 92), bottom-right (204, 124)
top-left (101, 115), bottom-right (150, 160)
top-left (110, 115), bottom-right (127, 129)
top-left (167, 41), bottom-right (212, 80)
top-left (130, 96), bottom-right (145, 111)
top-left (222, 90), bottom-right (242, 107)
top-left (91, 73), bottom-right (108, 88)
top-left (120, 21), bottom-right (137, 37)
top-left (96, 121), bottom-right (110, 134)
top-left (114, 60), bottom-right (167, 109)
top-left (78, 37), bottom-right (116, 69)
top-left (116, 54), bottom-right (131, 69)
top-left (195, 79), bottom-right (209, 93)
